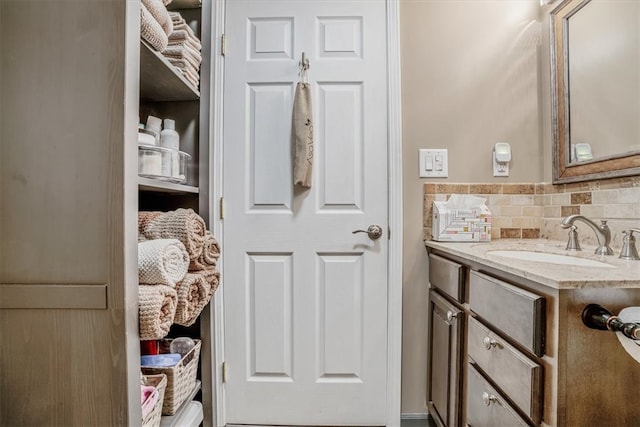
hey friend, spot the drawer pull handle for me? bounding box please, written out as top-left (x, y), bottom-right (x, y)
top-left (482, 391), bottom-right (498, 406)
top-left (446, 310), bottom-right (458, 322)
top-left (483, 336), bottom-right (498, 350)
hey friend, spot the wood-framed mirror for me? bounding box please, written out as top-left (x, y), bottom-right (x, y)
top-left (550, 0), bottom-right (640, 183)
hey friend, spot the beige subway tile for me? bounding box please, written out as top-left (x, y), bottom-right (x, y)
top-left (543, 205), bottom-right (562, 218)
top-left (535, 183), bottom-right (546, 194)
top-left (545, 183), bottom-right (565, 194)
top-left (530, 216), bottom-right (542, 228)
top-left (491, 228), bottom-right (501, 240)
top-left (550, 193), bottom-right (571, 206)
top-left (424, 183), bottom-right (436, 195)
top-left (510, 195), bottom-right (535, 206)
top-left (533, 195), bottom-right (544, 206)
top-left (501, 206), bottom-right (524, 217)
top-left (500, 228), bottom-right (522, 239)
top-left (523, 206), bottom-right (543, 217)
top-left (503, 184), bottom-right (536, 194)
top-left (470, 184), bottom-right (502, 194)
top-left (488, 195), bottom-right (511, 206)
top-left (561, 205), bottom-right (580, 216)
top-left (604, 203), bottom-right (637, 220)
top-left (579, 204), bottom-right (605, 218)
top-left (522, 228), bottom-right (541, 239)
top-left (542, 194), bottom-right (553, 207)
top-left (512, 217), bottom-right (534, 228)
top-left (492, 217), bottom-right (513, 228)
top-left (619, 177), bottom-right (640, 188)
top-left (436, 184), bottom-right (469, 194)
top-left (618, 188), bottom-right (640, 203)
top-left (571, 192), bottom-right (592, 205)
top-left (592, 189), bottom-right (622, 205)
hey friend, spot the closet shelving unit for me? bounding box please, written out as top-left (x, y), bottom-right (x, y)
top-left (139, 0), bottom-right (213, 425)
top-left (0, 1), bottom-right (214, 425)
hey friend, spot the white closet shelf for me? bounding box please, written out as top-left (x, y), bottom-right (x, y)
top-left (167, 0), bottom-right (201, 10)
top-left (140, 41), bottom-right (200, 102)
top-left (138, 177), bottom-right (199, 194)
top-left (159, 380), bottom-right (202, 427)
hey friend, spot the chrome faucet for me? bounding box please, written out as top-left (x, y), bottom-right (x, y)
top-left (560, 215), bottom-right (614, 255)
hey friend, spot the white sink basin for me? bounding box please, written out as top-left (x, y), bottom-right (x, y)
top-left (487, 250), bottom-right (616, 268)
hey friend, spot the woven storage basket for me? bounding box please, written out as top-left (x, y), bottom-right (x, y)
top-left (141, 339), bottom-right (201, 415)
top-left (141, 374), bottom-right (167, 427)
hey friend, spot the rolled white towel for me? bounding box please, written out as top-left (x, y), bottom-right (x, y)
top-left (138, 239), bottom-right (189, 287)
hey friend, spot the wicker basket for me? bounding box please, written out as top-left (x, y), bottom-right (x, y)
top-left (141, 374), bottom-right (167, 427)
top-left (141, 339), bottom-right (201, 415)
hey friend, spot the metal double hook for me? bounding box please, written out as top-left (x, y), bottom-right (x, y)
top-left (299, 52), bottom-right (310, 84)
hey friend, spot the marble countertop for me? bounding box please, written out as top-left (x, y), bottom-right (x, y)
top-left (424, 239), bottom-right (640, 290)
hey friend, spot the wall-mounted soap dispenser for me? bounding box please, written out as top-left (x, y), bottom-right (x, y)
top-left (493, 142), bottom-right (511, 177)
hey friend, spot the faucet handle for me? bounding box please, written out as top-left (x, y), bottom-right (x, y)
top-left (566, 225), bottom-right (581, 251)
top-left (620, 229), bottom-right (640, 260)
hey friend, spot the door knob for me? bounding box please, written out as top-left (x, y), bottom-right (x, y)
top-left (352, 225), bottom-right (383, 240)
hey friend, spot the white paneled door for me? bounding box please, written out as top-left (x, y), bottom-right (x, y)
top-left (222, 1), bottom-right (389, 424)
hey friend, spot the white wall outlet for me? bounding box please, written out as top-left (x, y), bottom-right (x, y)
top-left (419, 149), bottom-right (448, 178)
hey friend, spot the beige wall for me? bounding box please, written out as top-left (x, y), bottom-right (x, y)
top-left (399, 0), bottom-right (547, 414)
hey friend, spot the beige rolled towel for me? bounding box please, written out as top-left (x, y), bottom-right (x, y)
top-left (292, 82), bottom-right (314, 188)
top-left (141, 0), bottom-right (173, 36)
top-left (138, 211), bottom-right (162, 239)
top-left (174, 272), bottom-right (211, 327)
top-left (138, 208), bottom-right (207, 261)
top-left (140, 2), bottom-right (169, 52)
top-left (189, 231), bottom-right (220, 271)
top-left (139, 284), bottom-right (177, 340)
top-left (138, 239), bottom-right (189, 286)
top-left (202, 267), bottom-right (221, 295)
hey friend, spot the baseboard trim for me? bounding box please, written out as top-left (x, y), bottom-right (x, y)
top-left (401, 413), bottom-right (430, 420)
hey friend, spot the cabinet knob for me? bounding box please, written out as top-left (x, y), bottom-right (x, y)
top-left (483, 336), bottom-right (498, 350)
top-left (482, 392), bottom-right (498, 406)
top-left (446, 310), bottom-right (458, 322)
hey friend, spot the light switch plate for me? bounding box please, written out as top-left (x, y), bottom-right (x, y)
top-left (419, 149), bottom-right (448, 178)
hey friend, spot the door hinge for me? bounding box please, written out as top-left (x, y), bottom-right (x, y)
top-left (221, 33), bottom-right (226, 56)
top-left (222, 361), bottom-right (227, 383)
top-left (219, 197), bottom-right (225, 220)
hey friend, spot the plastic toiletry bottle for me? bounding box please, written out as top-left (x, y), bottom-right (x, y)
top-left (145, 115), bottom-right (162, 145)
top-left (160, 119), bottom-right (180, 151)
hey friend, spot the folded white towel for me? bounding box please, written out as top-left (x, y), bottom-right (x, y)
top-left (140, 2), bottom-right (168, 52)
top-left (141, 0), bottom-right (173, 36)
top-left (138, 239), bottom-right (189, 287)
top-left (163, 44), bottom-right (202, 69)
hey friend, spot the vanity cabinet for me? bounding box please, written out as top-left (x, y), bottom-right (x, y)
top-left (0, 1), bottom-right (215, 425)
top-left (426, 243), bottom-right (640, 427)
top-left (427, 254), bottom-right (465, 427)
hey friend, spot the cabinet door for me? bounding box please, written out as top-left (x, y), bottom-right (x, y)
top-left (428, 289), bottom-right (464, 427)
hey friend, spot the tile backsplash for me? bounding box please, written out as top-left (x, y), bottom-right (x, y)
top-left (424, 177), bottom-right (640, 249)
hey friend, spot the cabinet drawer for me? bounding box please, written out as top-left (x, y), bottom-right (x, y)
top-left (466, 363), bottom-right (529, 427)
top-left (469, 270), bottom-right (544, 356)
top-left (468, 317), bottom-right (542, 424)
top-left (429, 253), bottom-right (464, 303)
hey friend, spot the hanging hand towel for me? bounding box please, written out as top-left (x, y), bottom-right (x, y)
top-left (292, 82), bottom-right (314, 188)
top-left (138, 239), bottom-right (189, 287)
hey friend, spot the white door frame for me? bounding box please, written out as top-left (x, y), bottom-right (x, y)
top-left (207, 1), bottom-right (403, 425)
